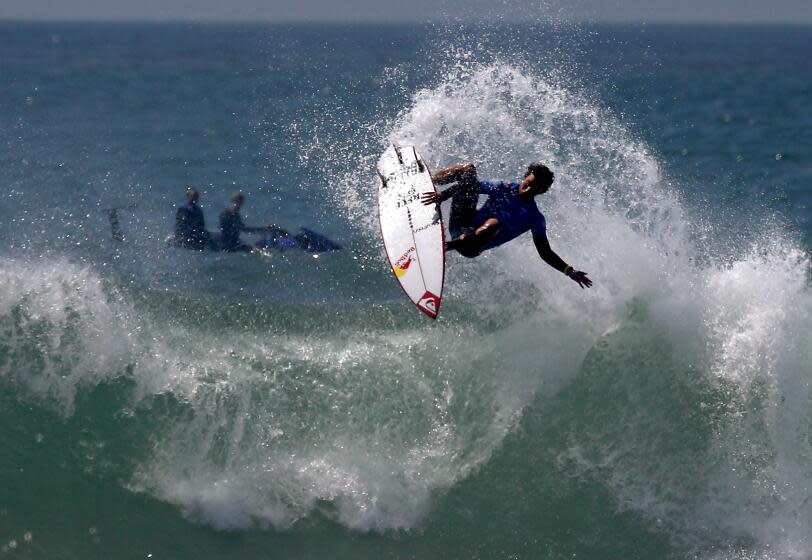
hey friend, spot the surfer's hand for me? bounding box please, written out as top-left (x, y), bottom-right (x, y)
top-left (420, 192), bottom-right (443, 205)
top-left (569, 270), bottom-right (592, 289)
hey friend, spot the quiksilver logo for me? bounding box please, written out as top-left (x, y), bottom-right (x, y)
top-left (417, 291), bottom-right (440, 318)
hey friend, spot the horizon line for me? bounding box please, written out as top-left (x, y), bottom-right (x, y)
top-left (2, 18), bottom-right (812, 26)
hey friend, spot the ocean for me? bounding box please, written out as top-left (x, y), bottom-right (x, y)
top-left (1, 21), bottom-right (811, 559)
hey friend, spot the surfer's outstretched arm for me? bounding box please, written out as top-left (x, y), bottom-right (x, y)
top-left (533, 233), bottom-right (593, 289)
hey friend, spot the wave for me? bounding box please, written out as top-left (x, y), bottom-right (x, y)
top-left (2, 56), bottom-right (811, 559)
top-left (317, 59), bottom-right (812, 556)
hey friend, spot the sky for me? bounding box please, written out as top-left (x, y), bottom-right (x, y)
top-left (1, 0), bottom-right (811, 23)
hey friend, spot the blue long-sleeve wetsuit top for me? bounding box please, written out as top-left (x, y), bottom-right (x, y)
top-left (473, 180), bottom-right (547, 251)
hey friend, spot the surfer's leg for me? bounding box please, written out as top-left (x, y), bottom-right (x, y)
top-left (448, 218), bottom-right (500, 258)
top-left (447, 169), bottom-right (479, 239)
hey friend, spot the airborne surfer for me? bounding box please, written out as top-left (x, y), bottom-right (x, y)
top-left (421, 162), bottom-right (593, 289)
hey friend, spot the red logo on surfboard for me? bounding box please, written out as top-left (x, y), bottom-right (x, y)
top-left (417, 291), bottom-right (441, 319)
top-left (394, 256), bottom-right (413, 277)
top-left (393, 247), bottom-right (416, 278)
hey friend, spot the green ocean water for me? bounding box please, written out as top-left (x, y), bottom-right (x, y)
top-left (1, 22), bottom-right (811, 559)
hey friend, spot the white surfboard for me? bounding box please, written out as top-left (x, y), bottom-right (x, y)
top-left (377, 145), bottom-right (445, 319)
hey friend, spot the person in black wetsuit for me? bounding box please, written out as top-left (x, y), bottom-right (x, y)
top-left (174, 187), bottom-right (209, 250)
top-left (219, 192), bottom-right (275, 252)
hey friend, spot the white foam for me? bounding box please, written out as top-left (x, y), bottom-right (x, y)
top-left (130, 319), bottom-right (523, 531)
top-left (0, 257), bottom-right (136, 413)
top-left (0, 255), bottom-right (522, 532)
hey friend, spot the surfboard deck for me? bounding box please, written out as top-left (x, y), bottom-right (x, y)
top-left (377, 144), bottom-right (445, 319)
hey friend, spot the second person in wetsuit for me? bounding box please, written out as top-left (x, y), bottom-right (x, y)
top-left (219, 192), bottom-right (276, 252)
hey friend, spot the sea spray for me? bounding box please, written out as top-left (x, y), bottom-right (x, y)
top-left (315, 57), bottom-right (812, 556)
top-left (0, 258), bottom-right (135, 414)
top-left (0, 34), bottom-right (810, 560)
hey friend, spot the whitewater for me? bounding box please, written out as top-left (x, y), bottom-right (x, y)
top-left (1, 22), bottom-right (811, 560)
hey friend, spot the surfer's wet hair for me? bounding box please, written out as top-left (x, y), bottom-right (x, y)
top-left (525, 163), bottom-right (554, 188)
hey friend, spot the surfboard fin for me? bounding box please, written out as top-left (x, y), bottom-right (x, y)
top-left (102, 209), bottom-right (124, 242)
top-left (412, 147), bottom-right (425, 173)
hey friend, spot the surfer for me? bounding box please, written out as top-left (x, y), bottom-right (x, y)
top-left (219, 192), bottom-right (278, 252)
top-left (421, 163), bottom-right (592, 289)
top-left (174, 187), bottom-right (210, 250)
